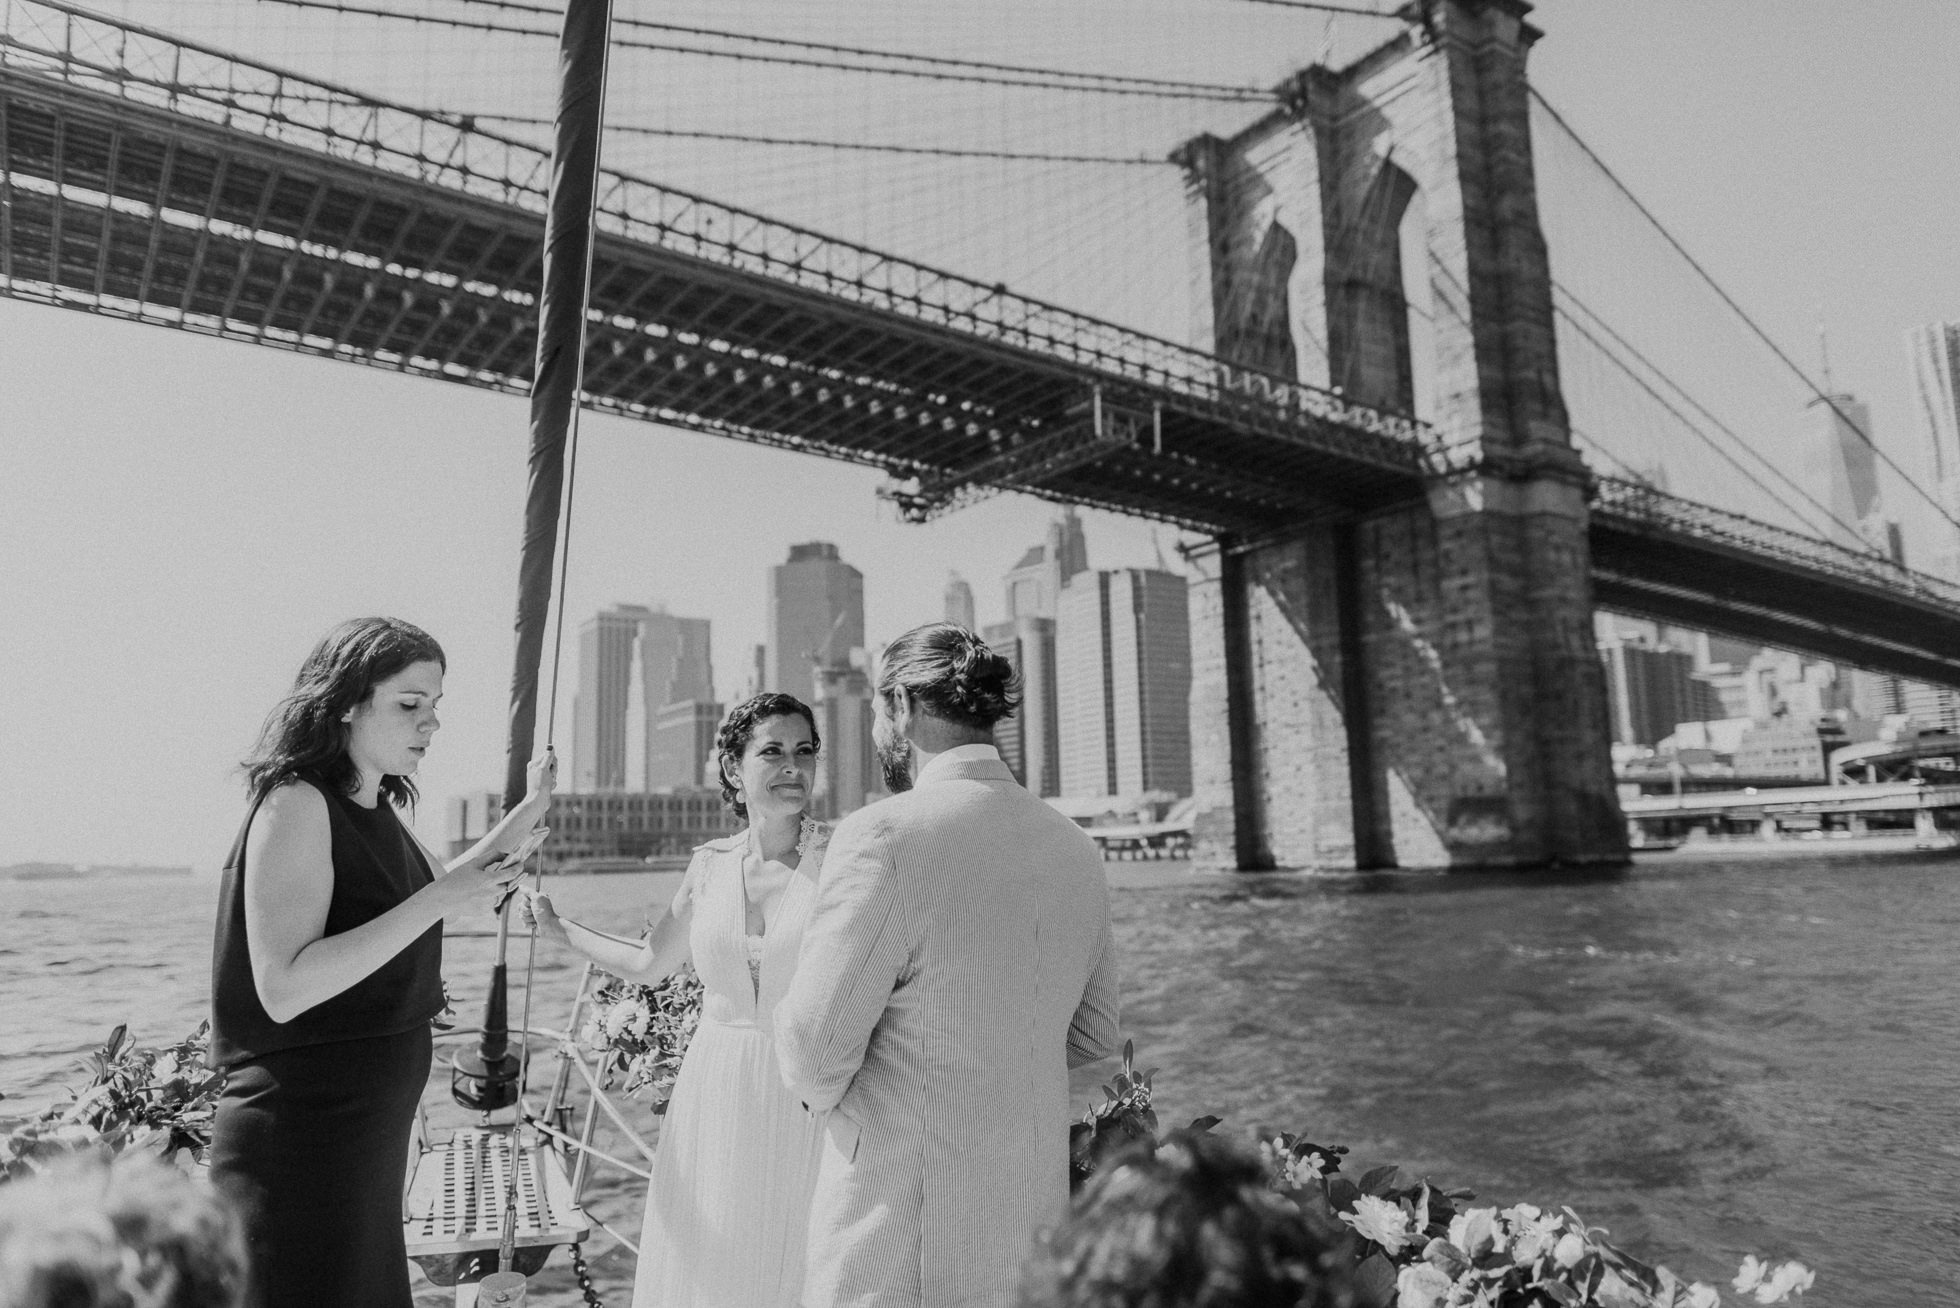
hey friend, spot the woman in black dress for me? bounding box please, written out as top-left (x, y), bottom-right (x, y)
top-left (208, 616), bottom-right (554, 1308)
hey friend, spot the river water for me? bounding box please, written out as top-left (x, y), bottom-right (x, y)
top-left (4, 851), bottom-right (1956, 1306)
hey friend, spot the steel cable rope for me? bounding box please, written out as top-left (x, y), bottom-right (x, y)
top-left (1553, 304), bottom-right (1848, 544)
top-left (447, 0), bottom-right (1268, 96)
top-left (1231, 0), bottom-right (1400, 14)
top-left (255, 0), bottom-right (1272, 100)
top-left (1530, 87), bottom-right (1960, 537)
top-left (1551, 281), bottom-right (1870, 550)
top-left (466, 115), bottom-right (1173, 165)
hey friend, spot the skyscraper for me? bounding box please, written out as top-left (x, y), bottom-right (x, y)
top-left (1908, 322), bottom-right (1960, 580)
top-left (1056, 568), bottom-right (1192, 798)
top-left (572, 605), bottom-right (647, 791)
top-left (767, 543), bottom-right (865, 701)
top-left (812, 661), bottom-right (877, 819)
top-left (573, 604), bottom-right (716, 794)
top-left (1805, 390), bottom-right (1893, 555)
top-left (943, 572), bottom-right (976, 631)
top-left (639, 611), bottom-right (715, 791)
top-left (983, 615), bottom-right (1058, 796)
top-left (984, 509), bottom-right (1086, 797)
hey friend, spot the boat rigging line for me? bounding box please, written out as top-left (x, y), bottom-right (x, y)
top-left (255, 0), bottom-right (1272, 101)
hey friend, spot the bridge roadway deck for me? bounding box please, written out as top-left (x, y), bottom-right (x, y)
top-left (0, 58), bottom-right (1426, 534)
top-left (8, 13), bottom-right (1960, 688)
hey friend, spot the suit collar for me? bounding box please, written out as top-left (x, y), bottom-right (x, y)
top-left (917, 743), bottom-right (1014, 786)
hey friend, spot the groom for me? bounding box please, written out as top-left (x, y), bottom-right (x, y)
top-left (777, 622), bottom-right (1121, 1308)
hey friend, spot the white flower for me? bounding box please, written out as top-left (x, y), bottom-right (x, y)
top-left (1396, 1262), bottom-right (1453, 1308)
top-left (1683, 1283), bottom-right (1721, 1308)
top-left (1751, 1261), bottom-right (1815, 1304)
top-left (1340, 1195), bottom-right (1415, 1254)
top-left (1447, 1207), bottom-right (1500, 1259)
top-left (1734, 1255), bottom-right (1769, 1294)
top-left (1509, 1211), bottom-right (1563, 1265)
top-left (1552, 1231), bottom-right (1586, 1270)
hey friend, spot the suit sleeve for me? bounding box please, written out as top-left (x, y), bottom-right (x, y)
top-left (775, 814), bottom-right (912, 1114)
top-left (1066, 900), bottom-right (1121, 1069)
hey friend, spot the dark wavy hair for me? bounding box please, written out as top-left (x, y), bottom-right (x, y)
top-left (877, 622), bottom-right (1020, 730)
top-left (715, 692), bottom-right (821, 820)
top-left (1017, 1133), bottom-right (1356, 1308)
top-left (241, 617), bottom-right (447, 809)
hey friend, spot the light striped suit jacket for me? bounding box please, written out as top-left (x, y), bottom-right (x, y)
top-left (776, 748), bottom-right (1121, 1308)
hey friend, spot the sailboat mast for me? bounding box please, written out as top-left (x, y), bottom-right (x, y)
top-left (503, 0), bottom-right (615, 809)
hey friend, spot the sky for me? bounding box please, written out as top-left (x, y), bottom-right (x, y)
top-left (2, 0), bottom-right (1956, 868)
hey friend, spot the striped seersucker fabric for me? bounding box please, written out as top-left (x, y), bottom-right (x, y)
top-left (776, 749), bottom-right (1122, 1308)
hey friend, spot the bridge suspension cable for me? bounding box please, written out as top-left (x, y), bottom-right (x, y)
top-left (1551, 284), bottom-right (1869, 548)
top-left (1530, 87), bottom-right (1960, 538)
top-left (255, 0), bottom-right (1272, 101)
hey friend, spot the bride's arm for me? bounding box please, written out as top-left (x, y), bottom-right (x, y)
top-left (523, 892), bottom-right (691, 982)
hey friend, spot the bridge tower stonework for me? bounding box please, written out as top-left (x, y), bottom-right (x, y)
top-left (1177, 0), bottom-right (1626, 869)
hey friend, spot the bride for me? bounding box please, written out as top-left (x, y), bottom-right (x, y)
top-left (523, 692), bottom-right (829, 1308)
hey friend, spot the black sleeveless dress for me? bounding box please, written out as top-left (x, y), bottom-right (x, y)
top-left (208, 779), bottom-right (445, 1308)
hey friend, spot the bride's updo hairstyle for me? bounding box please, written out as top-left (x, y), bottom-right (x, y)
top-left (877, 622), bottom-right (1021, 730)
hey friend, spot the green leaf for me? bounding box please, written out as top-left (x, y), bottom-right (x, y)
top-left (1358, 1164), bottom-right (1400, 1196)
top-left (1186, 1115), bottom-right (1221, 1133)
top-left (1326, 1177), bottom-right (1361, 1211)
top-left (1354, 1253), bottom-right (1398, 1308)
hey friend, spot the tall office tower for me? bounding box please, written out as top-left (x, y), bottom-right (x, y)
top-left (1805, 390), bottom-right (1881, 552)
top-left (1003, 507), bottom-right (1089, 623)
top-left (982, 616), bottom-right (1059, 795)
top-left (1056, 568), bottom-right (1192, 798)
top-left (1908, 322), bottom-right (1960, 579)
top-left (767, 543), bottom-right (865, 701)
top-left (1597, 638), bottom-right (1706, 747)
top-left (572, 604), bottom-right (649, 791)
top-left (943, 572), bottom-right (976, 631)
top-left (640, 612), bottom-right (715, 790)
top-left (812, 663), bottom-right (877, 818)
top-left (649, 699), bottom-right (723, 790)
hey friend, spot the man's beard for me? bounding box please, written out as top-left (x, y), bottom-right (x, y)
top-left (877, 736), bottom-right (916, 794)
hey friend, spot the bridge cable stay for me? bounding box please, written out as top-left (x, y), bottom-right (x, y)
top-left (1549, 284), bottom-right (1870, 547)
top-left (254, 0), bottom-right (1271, 101)
top-left (1529, 87), bottom-right (1960, 538)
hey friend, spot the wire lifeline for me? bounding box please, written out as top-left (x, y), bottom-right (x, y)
top-left (1530, 86), bottom-right (1960, 536)
top-left (469, 117), bottom-right (1173, 167)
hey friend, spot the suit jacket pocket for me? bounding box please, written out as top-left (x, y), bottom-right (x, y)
top-left (824, 1106), bottom-right (862, 1164)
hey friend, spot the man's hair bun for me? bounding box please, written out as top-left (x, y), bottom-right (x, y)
top-left (879, 622), bottom-right (1022, 730)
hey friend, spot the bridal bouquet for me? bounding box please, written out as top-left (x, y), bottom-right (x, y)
top-left (1, 1022), bottom-right (225, 1181)
top-left (579, 968), bottom-right (704, 1113)
top-left (1068, 1042), bottom-right (1813, 1308)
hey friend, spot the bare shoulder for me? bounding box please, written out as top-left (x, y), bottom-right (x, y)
top-left (250, 780), bottom-right (330, 841)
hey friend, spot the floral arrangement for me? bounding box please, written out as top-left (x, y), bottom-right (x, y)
top-left (1, 1023), bottom-right (226, 1181)
top-left (1069, 1042), bottom-right (1813, 1308)
top-left (578, 967), bottom-right (705, 1113)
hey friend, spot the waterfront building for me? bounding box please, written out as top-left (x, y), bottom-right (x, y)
top-left (444, 790), bottom-right (505, 849)
top-left (1907, 321), bottom-right (1960, 580)
top-left (943, 572), bottom-right (975, 631)
top-left (1056, 568), bottom-right (1191, 799)
top-left (1598, 639), bottom-right (1711, 748)
top-left (766, 542), bottom-right (864, 702)
top-left (520, 790), bottom-right (741, 869)
top-left (983, 616), bottom-right (1059, 796)
top-left (1731, 716), bottom-right (1868, 784)
top-left (812, 662), bottom-right (878, 819)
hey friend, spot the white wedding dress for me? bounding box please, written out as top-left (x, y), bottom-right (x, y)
top-left (632, 824), bottom-right (829, 1308)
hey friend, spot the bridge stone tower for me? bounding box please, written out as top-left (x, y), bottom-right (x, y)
top-left (1176, 0), bottom-right (1625, 869)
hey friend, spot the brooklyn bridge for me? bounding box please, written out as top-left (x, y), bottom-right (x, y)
top-left (5, 0), bottom-right (1954, 870)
